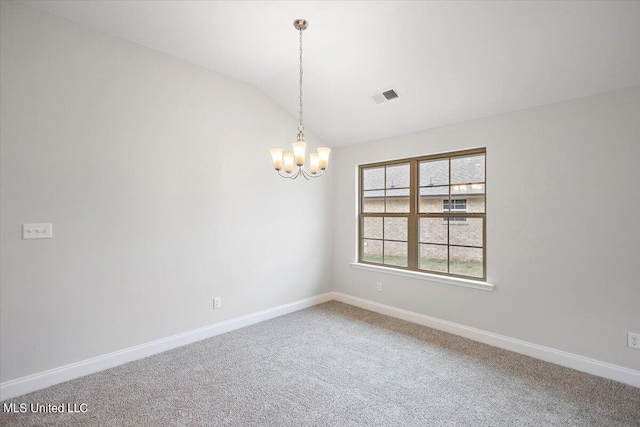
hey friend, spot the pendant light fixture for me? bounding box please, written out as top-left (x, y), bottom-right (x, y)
top-left (270, 19), bottom-right (330, 180)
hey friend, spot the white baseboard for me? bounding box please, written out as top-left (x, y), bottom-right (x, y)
top-left (3, 290), bottom-right (637, 400)
top-left (0, 292), bottom-right (333, 401)
top-left (331, 291), bottom-right (640, 388)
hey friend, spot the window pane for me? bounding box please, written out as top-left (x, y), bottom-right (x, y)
top-left (362, 239), bottom-right (382, 263)
top-left (449, 246), bottom-right (483, 278)
top-left (384, 217), bottom-right (407, 241)
top-left (386, 188), bottom-right (410, 198)
top-left (420, 186), bottom-right (449, 197)
top-left (419, 186), bottom-right (449, 213)
top-left (419, 159), bottom-right (449, 186)
top-left (451, 183), bottom-right (484, 197)
top-left (419, 218), bottom-right (447, 244)
top-left (363, 167), bottom-right (385, 190)
top-left (384, 241), bottom-right (407, 267)
top-left (363, 217), bottom-right (383, 239)
top-left (449, 217), bottom-right (483, 247)
top-left (386, 164), bottom-right (410, 189)
top-left (451, 155), bottom-right (485, 184)
top-left (386, 189), bottom-right (409, 213)
top-left (363, 190), bottom-right (385, 213)
top-left (466, 195), bottom-right (485, 213)
top-left (419, 244), bottom-right (447, 273)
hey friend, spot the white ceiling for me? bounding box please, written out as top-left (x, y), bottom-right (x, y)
top-left (22, 1), bottom-right (640, 147)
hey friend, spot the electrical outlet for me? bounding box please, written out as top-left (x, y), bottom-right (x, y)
top-left (628, 332), bottom-right (640, 350)
top-left (376, 282), bottom-right (382, 292)
top-left (213, 297), bottom-right (222, 309)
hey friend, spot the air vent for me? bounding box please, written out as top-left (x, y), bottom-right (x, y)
top-left (382, 89), bottom-right (398, 100)
top-left (371, 88), bottom-right (400, 104)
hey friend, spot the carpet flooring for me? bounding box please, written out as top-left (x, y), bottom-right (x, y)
top-left (1, 301), bottom-right (639, 426)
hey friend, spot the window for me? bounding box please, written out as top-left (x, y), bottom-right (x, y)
top-left (359, 148), bottom-right (486, 280)
top-left (443, 199), bottom-right (467, 222)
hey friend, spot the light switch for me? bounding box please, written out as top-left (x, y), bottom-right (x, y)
top-left (23, 223), bottom-right (53, 239)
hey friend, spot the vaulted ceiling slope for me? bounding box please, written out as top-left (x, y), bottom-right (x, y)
top-left (22, 1), bottom-right (640, 147)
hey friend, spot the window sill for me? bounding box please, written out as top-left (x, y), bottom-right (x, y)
top-left (349, 263), bottom-right (495, 292)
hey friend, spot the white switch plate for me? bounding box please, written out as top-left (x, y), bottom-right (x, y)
top-left (213, 297), bottom-right (222, 309)
top-left (23, 223), bottom-right (52, 239)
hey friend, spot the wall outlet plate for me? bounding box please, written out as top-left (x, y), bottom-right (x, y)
top-left (628, 332), bottom-right (640, 350)
top-left (376, 282), bottom-right (382, 292)
top-left (213, 297), bottom-right (222, 309)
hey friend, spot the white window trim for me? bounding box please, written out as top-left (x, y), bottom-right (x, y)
top-left (350, 262), bottom-right (495, 291)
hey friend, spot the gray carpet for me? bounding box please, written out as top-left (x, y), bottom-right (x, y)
top-left (1, 301), bottom-right (639, 426)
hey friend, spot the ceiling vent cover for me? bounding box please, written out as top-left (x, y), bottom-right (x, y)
top-left (371, 88), bottom-right (400, 104)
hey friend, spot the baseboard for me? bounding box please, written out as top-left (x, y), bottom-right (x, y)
top-left (0, 292), bottom-right (333, 401)
top-left (330, 292), bottom-right (640, 388)
top-left (3, 290), bottom-right (637, 400)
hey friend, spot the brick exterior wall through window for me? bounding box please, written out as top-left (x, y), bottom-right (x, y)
top-left (362, 196), bottom-right (483, 261)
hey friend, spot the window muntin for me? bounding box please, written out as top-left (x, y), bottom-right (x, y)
top-left (359, 149), bottom-right (486, 280)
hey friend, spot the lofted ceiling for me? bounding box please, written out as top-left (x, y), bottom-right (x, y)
top-left (21, 1), bottom-right (640, 147)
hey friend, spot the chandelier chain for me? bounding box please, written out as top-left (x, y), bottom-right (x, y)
top-left (298, 28), bottom-right (303, 132)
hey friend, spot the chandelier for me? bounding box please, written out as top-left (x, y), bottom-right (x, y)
top-left (270, 19), bottom-right (330, 180)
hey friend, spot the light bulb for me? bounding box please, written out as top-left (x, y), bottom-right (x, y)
top-left (270, 148), bottom-right (283, 170)
top-left (292, 141), bottom-right (306, 166)
top-left (309, 153), bottom-right (319, 174)
top-left (283, 151), bottom-right (295, 173)
top-left (317, 147), bottom-right (331, 170)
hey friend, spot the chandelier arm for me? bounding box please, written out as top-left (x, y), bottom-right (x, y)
top-left (278, 169), bottom-right (297, 179)
top-left (299, 166), bottom-right (324, 179)
top-left (277, 165), bottom-right (327, 180)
